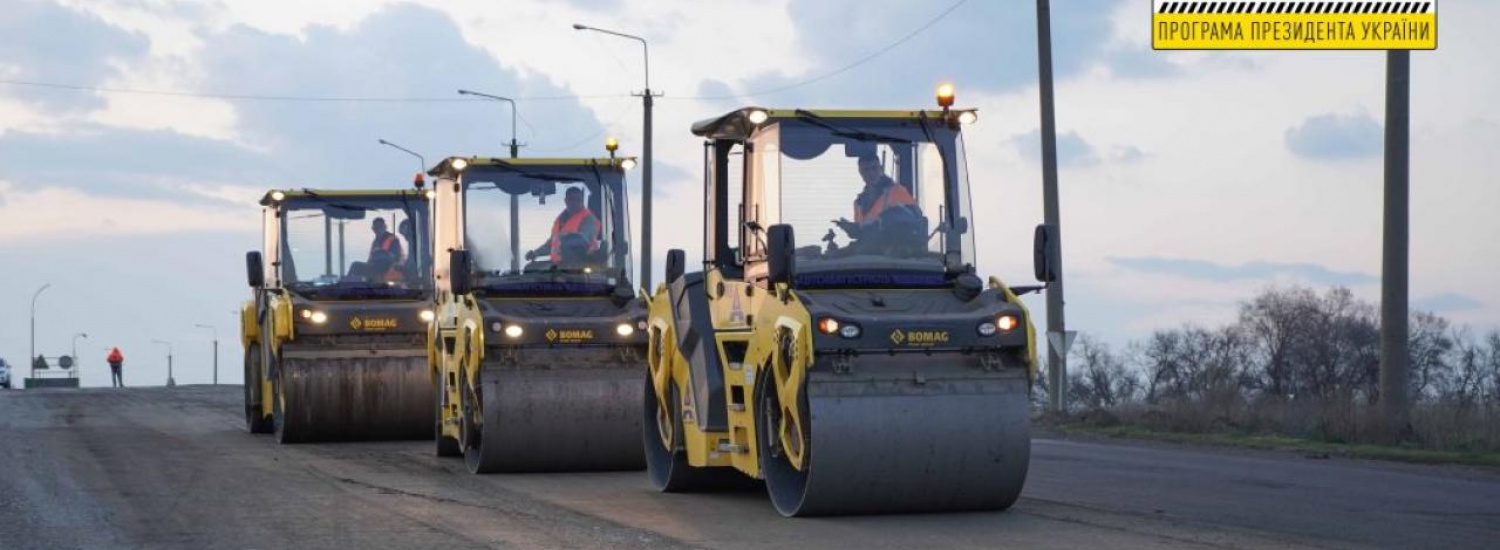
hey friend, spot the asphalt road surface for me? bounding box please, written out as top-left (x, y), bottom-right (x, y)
top-left (2, 386), bottom-right (1497, 550)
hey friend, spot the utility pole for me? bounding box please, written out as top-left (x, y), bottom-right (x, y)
top-left (1379, 50), bottom-right (1411, 439)
top-left (641, 87), bottom-right (654, 291)
top-left (1036, 0), bottom-right (1068, 412)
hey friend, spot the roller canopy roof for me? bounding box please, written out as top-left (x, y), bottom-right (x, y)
top-left (690, 107), bottom-right (978, 141)
top-left (426, 157), bottom-right (636, 180)
top-left (259, 189), bottom-right (428, 206)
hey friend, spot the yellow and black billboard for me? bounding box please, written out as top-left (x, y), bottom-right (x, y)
top-left (1153, 1), bottom-right (1437, 50)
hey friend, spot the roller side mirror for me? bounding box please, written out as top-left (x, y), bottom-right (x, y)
top-left (767, 224), bottom-right (795, 287)
top-left (449, 249), bottom-right (473, 295)
top-left (665, 249), bottom-right (686, 284)
top-left (1033, 224), bottom-right (1060, 283)
top-left (246, 251), bottom-right (265, 288)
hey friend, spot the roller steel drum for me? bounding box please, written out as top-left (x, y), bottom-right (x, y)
top-left (275, 350), bottom-right (434, 443)
top-left (464, 361), bottom-right (645, 474)
top-left (761, 365), bottom-right (1031, 517)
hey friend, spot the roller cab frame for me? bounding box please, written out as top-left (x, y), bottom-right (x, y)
top-left (427, 156), bottom-right (648, 473)
top-left (241, 188), bottom-right (436, 443)
top-left (646, 106), bottom-right (1048, 516)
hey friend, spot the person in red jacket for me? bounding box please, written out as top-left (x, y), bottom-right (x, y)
top-left (106, 347), bottom-right (125, 388)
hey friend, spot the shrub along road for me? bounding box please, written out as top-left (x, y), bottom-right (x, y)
top-left (1, 386), bottom-right (1497, 550)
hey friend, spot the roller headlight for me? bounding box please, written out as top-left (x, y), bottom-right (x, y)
top-left (620, 158), bottom-right (637, 171)
top-left (503, 325), bottom-right (523, 338)
top-left (747, 109), bottom-right (769, 125)
top-left (616, 323), bottom-right (635, 337)
top-left (270, 190), bottom-right (286, 202)
top-left (996, 314), bottom-right (1018, 332)
top-left (450, 158), bottom-right (469, 172)
top-left (957, 111), bottom-right (978, 125)
top-left (309, 311), bottom-right (328, 324)
top-left (419, 309), bottom-right (435, 322)
top-left (818, 317), bottom-right (861, 339)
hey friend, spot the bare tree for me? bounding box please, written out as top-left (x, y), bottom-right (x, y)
top-left (1067, 334), bottom-right (1140, 411)
top-left (1407, 311), bottom-right (1454, 400)
top-left (1239, 286), bottom-right (1318, 398)
top-left (1485, 331), bottom-right (1500, 406)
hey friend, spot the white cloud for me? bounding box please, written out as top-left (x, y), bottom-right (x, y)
top-left (0, 181), bottom-right (254, 241)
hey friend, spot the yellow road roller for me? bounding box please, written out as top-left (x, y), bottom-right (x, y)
top-left (644, 88), bottom-right (1054, 516)
top-left (242, 188), bottom-right (435, 443)
top-left (427, 150), bottom-right (647, 473)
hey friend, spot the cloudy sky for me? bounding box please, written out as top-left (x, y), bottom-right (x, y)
top-left (1, 0), bottom-right (1495, 387)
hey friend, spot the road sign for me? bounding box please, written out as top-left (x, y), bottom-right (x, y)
top-left (1048, 330), bottom-right (1077, 359)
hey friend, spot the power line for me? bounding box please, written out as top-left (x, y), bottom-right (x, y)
top-left (528, 98), bottom-right (639, 154)
top-left (668, 0), bottom-right (969, 102)
top-left (0, 79), bottom-right (629, 103)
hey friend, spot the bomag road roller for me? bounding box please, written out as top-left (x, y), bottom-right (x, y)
top-left (427, 148), bottom-right (648, 473)
top-left (242, 187), bottom-right (435, 443)
top-left (644, 86), bottom-right (1059, 516)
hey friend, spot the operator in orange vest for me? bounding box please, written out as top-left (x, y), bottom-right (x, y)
top-left (834, 153), bottom-right (918, 239)
top-left (525, 186), bottom-right (600, 264)
top-left (106, 347), bottom-right (125, 388)
top-left (366, 217), bottom-right (404, 281)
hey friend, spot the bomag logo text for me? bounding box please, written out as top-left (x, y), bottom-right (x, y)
top-left (890, 329), bottom-right (950, 346)
top-left (546, 329), bottom-right (594, 343)
top-left (352, 317), bottom-right (398, 331)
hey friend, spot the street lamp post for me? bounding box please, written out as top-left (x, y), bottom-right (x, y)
top-left (456, 90), bottom-right (521, 158)
top-left (195, 324), bottom-right (219, 386)
top-left (71, 333), bottom-right (87, 361)
top-left (30, 283), bottom-right (51, 380)
top-left (457, 89), bottom-right (524, 274)
top-left (377, 139), bottom-right (427, 175)
top-left (573, 23), bottom-right (656, 290)
top-left (152, 339), bottom-right (176, 388)
top-left (72, 333), bottom-right (88, 380)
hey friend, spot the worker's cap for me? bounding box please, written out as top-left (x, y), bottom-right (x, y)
top-left (565, 186), bottom-right (585, 197)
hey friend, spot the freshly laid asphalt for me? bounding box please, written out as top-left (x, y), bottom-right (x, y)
top-left (1, 386), bottom-right (1496, 550)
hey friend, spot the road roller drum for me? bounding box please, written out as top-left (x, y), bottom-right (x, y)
top-left (275, 351), bottom-right (433, 443)
top-left (462, 359), bottom-right (644, 473)
top-left (759, 362), bottom-right (1030, 516)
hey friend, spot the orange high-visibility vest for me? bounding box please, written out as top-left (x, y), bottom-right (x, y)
top-left (550, 208), bottom-right (600, 262)
top-left (372, 233), bottom-right (404, 281)
top-left (854, 182), bottom-right (917, 224)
